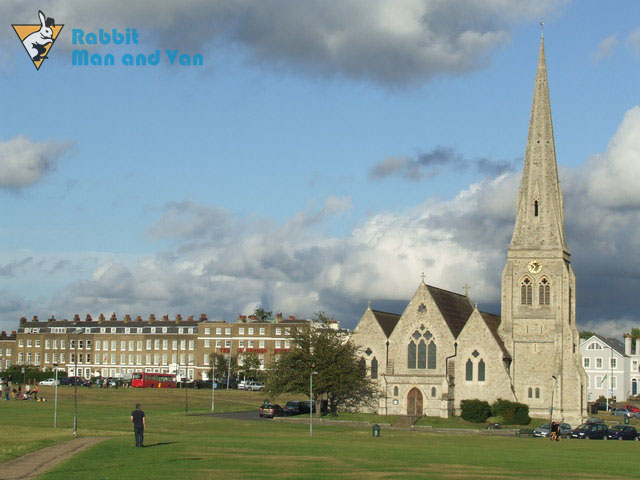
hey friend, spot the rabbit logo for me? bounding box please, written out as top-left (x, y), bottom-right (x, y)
top-left (12, 10), bottom-right (64, 70)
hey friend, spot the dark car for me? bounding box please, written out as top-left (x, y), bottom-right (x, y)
top-left (569, 423), bottom-right (609, 439)
top-left (259, 403), bottom-right (284, 418)
top-left (284, 401), bottom-right (311, 416)
top-left (60, 376), bottom-right (88, 386)
top-left (606, 425), bottom-right (638, 440)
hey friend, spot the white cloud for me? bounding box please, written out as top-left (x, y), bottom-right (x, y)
top-left (587, 106), bottom-right (640, 208)
top-left (1, 0), bottom-right (566, 85)
top-left (0, 135), bottom-right (71, 189)
top-left (628, 26), bottom-right (640, 56)
top-left (593, 34), bottom-right (618, 62)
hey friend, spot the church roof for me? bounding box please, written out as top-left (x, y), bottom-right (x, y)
top-left (479, 311), bottom-right (511, 360)
top-left (426, 285), bottom-right (474, 338)
top-left (370, 309), bottom-right (401, 338)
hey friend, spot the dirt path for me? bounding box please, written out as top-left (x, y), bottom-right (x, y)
top-left (0, 437), bottom-right (106, 480)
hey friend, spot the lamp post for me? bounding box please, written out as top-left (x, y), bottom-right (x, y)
top-left (310, 371), bottom-right (318, 436)
top-left (53, 362), bottom-right (59, 428)
top-left (73, 330), bottom-right (79, 438)
top-left (548, 375), bottom-right (557, 436)
top-left (210, 347), bottom-right (216, 413)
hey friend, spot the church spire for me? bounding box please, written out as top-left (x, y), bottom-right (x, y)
top-left (509, 36), bottom-right (568, 255)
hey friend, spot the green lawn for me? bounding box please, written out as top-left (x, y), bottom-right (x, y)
top-left (2, 386), bottom-right (640, 479)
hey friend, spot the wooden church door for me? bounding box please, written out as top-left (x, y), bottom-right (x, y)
top-left (407, 387), bottom-right (423, 416)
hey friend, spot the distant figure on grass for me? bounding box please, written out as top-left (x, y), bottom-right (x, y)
top-left (130, 403), bottom-right (146, 447)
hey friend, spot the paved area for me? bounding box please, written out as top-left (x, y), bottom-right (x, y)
top-left (0, 437), bottom-right (105, 480)
top-left (204, 410), bottom-right (270, 421)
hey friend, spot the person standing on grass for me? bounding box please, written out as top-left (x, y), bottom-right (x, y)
top-left (130, 403), bottom-right (146, 447)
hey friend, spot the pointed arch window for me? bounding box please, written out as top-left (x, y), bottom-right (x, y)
top-left (521, 278), bottom-right (532, 305)
top-left (408, 329), bottom-right (436, 370)
top-left (535, 387), bottom-right (540, 399)
top-left (431, 386), bottom-right (437, 397)
top-left (539, 278), bottom-right (550, 305)
top-left (528, 387), bottom-right (533, 398)
top-left (465, 359), bottom-right (473, 381)
top-left (534, 200), bottom-right (539, 217)
top-left (371, 357), bottom-right (378, 379)
top-left (393, 386), bottom-right (399, 396)
top-left (478, 359), bottom-right (486, 382)
top-left (359, 357), bottom-right (366, 376)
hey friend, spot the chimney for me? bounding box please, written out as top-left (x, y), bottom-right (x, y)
top-left (73, 314), bottom-right (80, 322)
top-left (188, 315), bottom-right (194, 321)
top-left (20, 317), bottom-right (27, 325)
top-left (200, 313), bottom-right (207, 321)
top-left (124, 314), bottom-right (131, 323)
top-left (136, 315), bottom-right (143, 322)
top-left (98, 314), bottom-right (106, 324)
top-left (85, 314), bottom-right (93, 322)
top-left (635, 338), bottom-right (640, 357)
top-left (163, 315), bottom-right (169, 321)
top-left (275, 313), bottom-right (283, 323)
top-left (625, 334), bottom-right (632, 356)
top-left (33, 315), bottom-right (39, 322)
top-left (149, 314), bottom-right (156, 323)
top-left (110, 313), bottom-right (117, 322)
top-left (289, 315), bottom-right (296, 321)
top-left (1, 331), bottom-right (5, 337)
top-left (175, 314), bottom-right (182, 324)
top-left (12, 331), bottom-right (17, 336)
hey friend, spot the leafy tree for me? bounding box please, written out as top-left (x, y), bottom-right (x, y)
top-left (579, 331), bottom-right (597, 340)
top-left (240, 352), bottom-right (262, 381)
top-left (631, 328), bottom-right (640, 340)
top-left (209, 353), bottom-right (238, 382)
top-left (265, 312), bottom-right (378, 416)
top-left (253, 308), bottom-right (273, 322)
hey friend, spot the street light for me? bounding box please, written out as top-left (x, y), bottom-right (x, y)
top-left (548, 375), bottom-right (558, 436)
top-left (72, 329), bottom-right (80, 438)
top-left (310, 371), bottom-right (318, 436)
top-left (210, 348), bottom-right (216, 413)
top-left (53, 362), bottom-right (59, 428)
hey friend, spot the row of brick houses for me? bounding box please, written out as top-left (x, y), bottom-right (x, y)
top-left (0, 313), bottom-right (337, 381)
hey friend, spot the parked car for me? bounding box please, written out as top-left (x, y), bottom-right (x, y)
top-left (612, 408), bottom-right (632, 417)
top-left (38, 378), bottom-right (60, 386)
top-left (606, 425), bottom-right (639, 440)
top-left (259, 403), bottom-right (284, 418)
top-left (569, 423), bottom-right (609, 439)
top-left (532, 422), bottom-right (572, 438)
top-left (246, 381), bottom-right (265, 392)
top-left (623, 405), bottom-right (640, 414)
top-left (284, 401), bottom-right (311, 416)
top-left (59, 376), bottom-right (88, 386)
top-left (237, 381), bottom-right (247, 390)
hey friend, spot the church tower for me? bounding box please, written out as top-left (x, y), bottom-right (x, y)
top-left (500, 35), bottom-right (586, 424)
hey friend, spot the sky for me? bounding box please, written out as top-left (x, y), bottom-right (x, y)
top-left (1, 0), bottom-right (639, 337)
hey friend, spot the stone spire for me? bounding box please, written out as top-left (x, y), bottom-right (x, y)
top-left (509, 36), bottom-right (568, 255)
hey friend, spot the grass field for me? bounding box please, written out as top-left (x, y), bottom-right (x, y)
top-left (2, 386), bottom-right (640, 479)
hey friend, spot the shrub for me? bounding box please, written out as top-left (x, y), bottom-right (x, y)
top-left (491, 398), bottom-right (531, 425)
top-left (486, 416), bottom-right (504, 424)
top-left (460, 399), bottom-right (491, 423)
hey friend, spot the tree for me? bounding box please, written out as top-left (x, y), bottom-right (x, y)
top-left (265, 313), bottom-right (378, 416)
top-left (209, 353), bottom-right (238, 382)
top-left (253, 307), bottom-right (273, 322)
top-left (579, 331), bottom-right (597, 340)
top-left (240, 352), bottom-right (262, 380)
top-left (631, 328), bottom-right (640, 340)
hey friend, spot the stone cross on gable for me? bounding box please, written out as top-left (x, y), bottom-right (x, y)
top-left (420, 272), bottom-right (426, 283)
top-left (463, 284), bottom-right (471, 297)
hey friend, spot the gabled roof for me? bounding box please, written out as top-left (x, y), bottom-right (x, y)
top-left (426, 284), bottom-right (474, 338)
top-left (479, 311), bottom-right (510, 360)
top-left (370, 309), bottom-right (401, 338)
top-left (581, 335), bottom-right (626, 357)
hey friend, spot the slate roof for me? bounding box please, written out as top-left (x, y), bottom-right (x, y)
top-left (426, 285), bottom-right (474, 338)
top-left (595, 335), bottom-right (626, 356)
top-left (479, 311), bottom-right (510, 359)
top-left (371, 310), bottom-right (401, 338)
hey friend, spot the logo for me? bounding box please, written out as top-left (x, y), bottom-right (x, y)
top-left (12, 10), bottom-right (64, 70)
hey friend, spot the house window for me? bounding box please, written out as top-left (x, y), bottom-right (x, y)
top-left (521, 278), bottom-right (532, 305)
top-left (584, 358), bottom-right (590, 368)
top-left (611, 376), bottom-right (617, 389)
top-left (596, 358), bottom-right (603, 369)
top-left (539, 278), bottom-right (550, 305)
top-left (610, 358), bottom-right (617, 369)
top-left (371, 357), bottom-right (378, 379)
top-left (587, 342), bottom-right (602, 350)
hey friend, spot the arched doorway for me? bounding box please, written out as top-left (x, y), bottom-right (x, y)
top-left (407, 387), bottom-right (423, 416)
top-left (633, 378), bottom-right (638, 396)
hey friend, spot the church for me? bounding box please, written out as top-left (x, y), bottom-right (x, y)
top-left (351, 36), bottom-right (587, 426)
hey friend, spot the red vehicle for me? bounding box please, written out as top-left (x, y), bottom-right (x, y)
top-left (623, 405), bottom-right (640, 413)
top-left (131, 372), bottom-right (176, 388)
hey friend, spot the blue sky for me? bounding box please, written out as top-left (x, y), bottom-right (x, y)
top-left (1, 0), bottom-right (640, 335)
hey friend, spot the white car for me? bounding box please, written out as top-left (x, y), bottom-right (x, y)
top-left (246, 382), bottom-right (265, 391)
top-left (38, 378), bottom-right (60, 386)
